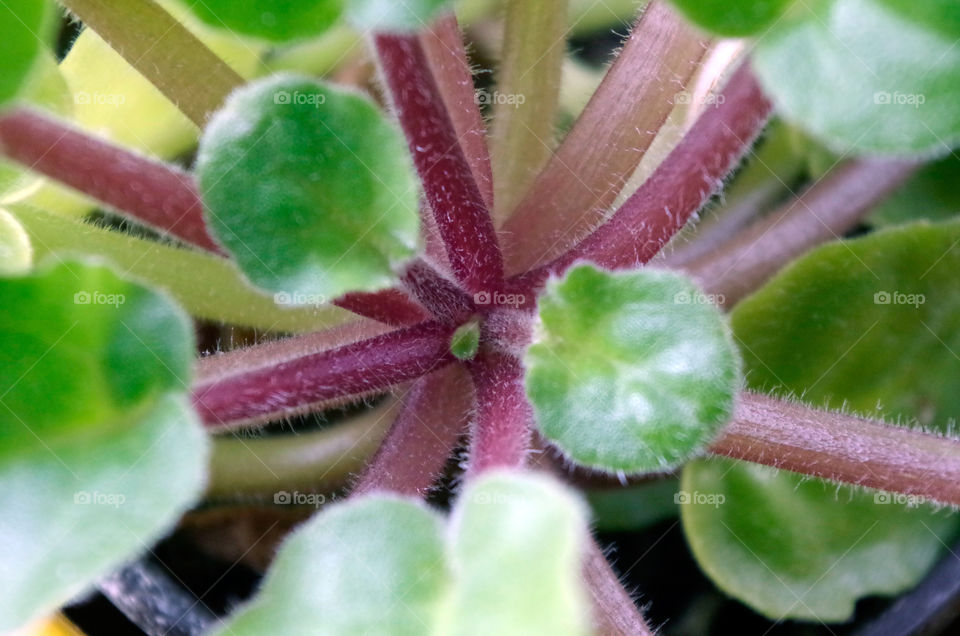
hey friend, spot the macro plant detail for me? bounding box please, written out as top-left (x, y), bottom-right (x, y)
top-left (1, 0), bottom-right (960, 635)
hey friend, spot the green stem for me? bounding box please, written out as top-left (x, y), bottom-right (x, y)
top-left (59, 0), bottom-right (244, 126)
top-left (490, 0), bottom-right (569, 222)
top-left (206, 399), bottom-right (400, 499)
top-left (11, 205), bottom-right (350, 332)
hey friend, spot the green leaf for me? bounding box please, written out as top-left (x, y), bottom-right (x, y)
top-left (441, 471), bottom-right (590, 636)
top-left (681, 220), bottom-right (960, 621)
top-left (0, 208), bottom-right (32, 274)
top-left (214, 496), bottom-right (449, 636)
top-left (0, 0), bottom-right (52, 108)
top-left (346, 0), bottom-right (454, 31)
top-left (750, 0), bottom-right (960, 155)
top-left (668, 0), bottom-right (792, 36)
top-left (0, 259), bottom-right (207, 631)
top-left (197, 74), bottom-right (420, 302)
top-left (681, 458), bottom-right (955, 622)
top-left (449, 317), bottom-right (481, 361)
top-left (525, 264), bottom-right (740, 474)
top-left (179, 0), bottom-right (343, 43)
top-left (870, 155), bottom-right (960, 228)
top-left (216, 471), bottom-right (591, 635)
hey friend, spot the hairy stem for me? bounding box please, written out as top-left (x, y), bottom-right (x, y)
top-left (374, 33), bottom-right (505, 296)
top-left (421, 14), bottom-right (494, 210)
top-left (400, 259), bottom-right (476, 325)
top-left (352, 366), bottom-right (474, 497)
top-left (489, 0), bottom-right (569, 221)
top-left (192, 322), bottom-right (455, 429)
top-left (501, 1), bottom-right (709, 272)
top-left (583, 540), bottom-right (655, 636)
top-left (520, 62), bottom-right (772, 289)
top-left (206, 398), bottom-right (401, 499)
top-left (0, 109), bottom-right (221, 252)
top-left (466, 350), bottom-right (533, 475)
top-left (711, 392), bottom-right (960, 507)
top-left (683, 158), bottom-right (918, 307)
top-left (60, 0), bottom-right (244, 127)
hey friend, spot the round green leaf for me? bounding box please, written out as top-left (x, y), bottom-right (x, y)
top-left (346, 0), bottom-right (454, 32)
top-left (0, 0), bottom-right (52, 109)
top-left (0, 259), bottom-right (207, 631)
top-left (442, 471), bottom-right (590, 636)
top-left (449, 317), bottom-right (481, 361)
top-left (214, 496), bottom-right (449, 636)
top-left (681, 458), bottom-right (955, 622)
top-left (870, 155), bottom-right (960, 228)
top-left (197, 74), bottom-right (420, 302)
top-left (752, 0), bottom-right (960, 155)
top-left (178, 0), bottom-right (343, 43)
top-left (681, 219), bottom-right (960, 621)
top-left (669, 0), bottom-right (793, 36)
top-left (524, 264), bottom-right (740, 474)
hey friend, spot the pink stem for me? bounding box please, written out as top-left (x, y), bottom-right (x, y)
top-left (711, 392), bottom-right (960, 507)
top-left (352, 365), bottom-right (474, 496)
top-left (0, 108), bottom-right (221, 253)
top-left (583, 540), bottom-right (655, 636)
top-left (466, 350), bottom-right (532, 475)
top-left (334, 289), bottom-right (430, 326)
top-left (192, 321), bottom-right (455, 429)
top-left (374, 34), bottom-right (505, 296)
top-left (517, 62), bottom-right (772, 290)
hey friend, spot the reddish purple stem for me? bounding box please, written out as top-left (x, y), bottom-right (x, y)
top-left (192, 321), bottom-right (455, 428)
top-left (400, 259), bottom-right (475, 325)
top-left (466, 350), bottom-right (533, 474)
top-left (374, 34), bottom-right (505, 296)
top-left (0, 108), bottom-right (222, 253)
top-left (517, 63), bottom-right (773, 290)
top-left (352, 366), bottom-right (473, 497)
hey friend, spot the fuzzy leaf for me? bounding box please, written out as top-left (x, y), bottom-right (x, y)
top-left (442, 471), bottom-right (590, 636)
top-left (0, 259), bottom-right (207, 631)
top-left (681, 220), bottom-right (960, 621)
top-left (751, 0), bottom-right (960, 155)
top-left (197, 74), bottom-right (420, 302)
top-left (0, 0), bottom-right (51, 108)
top-left (179, 0), bottom-right (342, 43)
top-left (346, 0), bottom-right (454, 31)
top-left (214, 496), bottom-right (449, 636)
top-left (449, 318), bottom-right (481, 361)
top-left (525, 264), bottom-right (740, 474)
top-left (216, 471), bottom-right (591, 635)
